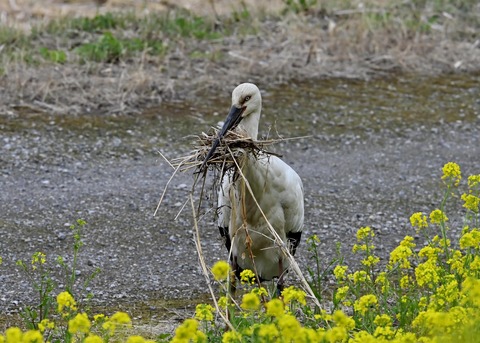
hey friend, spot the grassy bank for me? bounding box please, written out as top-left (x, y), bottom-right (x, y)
top-left (0, 0), bottom-right (479, 115)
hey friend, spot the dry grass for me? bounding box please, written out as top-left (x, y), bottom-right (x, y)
top-left (0, 0), bottom-right (479, 116)
top-left (171, 128), bottom-right (281, 174)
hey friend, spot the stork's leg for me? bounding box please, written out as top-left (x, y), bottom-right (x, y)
top-left (229, 256), bottom-right (238, 297)
top-left (227, 257), bottom-right (238, 322)
top-left (276, 258), bottom-right (285, 297)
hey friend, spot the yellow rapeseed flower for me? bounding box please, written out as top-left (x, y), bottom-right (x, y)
top-left (415, 259), bottom-right (440, 289)
top-left (361, 255), bottom-right (380, 267)
top-left (102, 311), bottom-right (132, 335)
top-left (252, 286), bottom-right (268, 297)
top-left (429, 277), bottom-right (459, 310)
top-left (410, 212), bottom-right (428, 230)
top-left (459, 229), bottom-right (480, 249)
top-left (22, 330), bottom-right (43, 343)
top-left (356, 226), bottom-right (374, 242)
top-left (389, 236), bottom-right (415, 269)
top-left (429, 209), bottom-right (448, 224)
top-left (400, 275), bottom-right (410, 289)
top-left (461, 277), bottom-right (480, 308)
top-left (325, 326), bottom-right (349, 342)
top-left (447, 250), bottom-right (466, 277)
top-left (126, 336), bottom-right (156, 343)
top-left (68, 312), bottom-right (91, 334)
top-left (278, 314), bottom-right (301, 341)
top-left (461, 193), bottom-right (480, 213)
top-left (374, 314), bottom-right (392, 327)
top-left (57, 291), bottom-right (77, 313)
top-left (84, 335), bottom-right (103, 343)
top-left (467, 174), bottom-right (480, 189)
top-left (257, 323), bottom-right (279, 341)
top-left (266, 299), bottom-right (284, 318)
top-left (38, 319), bottom-right (54, 333)
top-left (211, 260), bottom-right (230, 281)
top-left (333, 265), bottom-right (348, 281)
top-left (374, 325), bottom-right (395, 339)
top-left (240, 292), bottom-right (260, 311)
top-left (350, 270), bottom-right (370, 284)
top-left (222, 330), bottom-right (242, 343)
top-left (218, 296), bottom-right (227, 309)
top-left (93, 314), bottom-right (106, 322)
top-left (281, 286), bottom-right (307, 305)
top-left (375, 272), bottom-right (389, 294)
top-left (350, 330), bottom-right (376, 343)
top-left (334, 286), bottom-right (349, 302)
top-left (195, 304), bottom-right (214, 322)
top-left (333, 310), bottom-right (355, 329)
top-left (442, 162), bottom-right (461, 186)
top-left (418, 246), bottom-right (441, 260)
top-left (354, 294), bottom-right (378, 315)
top-left (31, 252), bottom-right (46, 270)
top-left (239, 269), bottom-right (256, 285)
top-left (5, 327), bottom-right (22, 342)
top-left (171, 319), bottom-right (205, 343)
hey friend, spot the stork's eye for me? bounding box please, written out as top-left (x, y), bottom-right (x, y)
top-left (244, 96), bottom-right (251, 102)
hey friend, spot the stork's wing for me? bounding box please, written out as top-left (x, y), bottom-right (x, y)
top-left (268, 156), bottom-right (304, 255)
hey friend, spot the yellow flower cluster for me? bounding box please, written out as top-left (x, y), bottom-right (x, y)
top-left (410, 212), bottom-right (428, 230)
top-left (31, 252), bottom-right (46, 270)
top-left (102, 311), bottom-right (132, 336)
top-left (57, 291), bottom-right (77, 313)
top-left (354, 294), bottom-right (378, 315)
top-left (388, 236), bottom-right (415, 269)
top-left (467, 174), bottom-right (480, 189)
top-left (281, 286), bottom-right (307, 305)
top-left (171, 319), bottom-right (206, 343)
top-left (239, 269), bottom-right (256, 285)
top-left (357, 226), bottom-right (375, 241)
top-left (240, 292), bottom-right (260, 311)
top-left (461, 193), bottom-right (480, 213)
top-left (429, 209), bottom-right (448, 224)
top-left (459, 228), bottom-right (480, 249)
top-left (195, 304), bottom-right (214, 321)
top-left (211, 260), bottom-right (230, 281)
top-left (68, 313), bottom-right (91, 334)
top-left (442, 162), bottom-right (462, 186)
top-left (415, 258), bottom-right (440, 288)
top-left (333, 265), bottom-right (348, 281)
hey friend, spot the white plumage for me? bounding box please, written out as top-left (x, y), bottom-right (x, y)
top-left (205, 83), bottom-right (304, 291)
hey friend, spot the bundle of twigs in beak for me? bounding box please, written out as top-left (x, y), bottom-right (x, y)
top-left (171, 127), bottom-right (281, 174)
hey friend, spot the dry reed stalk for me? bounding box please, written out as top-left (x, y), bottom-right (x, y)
top-left (190, 195), bottom-right (234, 330)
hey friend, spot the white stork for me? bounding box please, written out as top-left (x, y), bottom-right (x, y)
top-left (203, 83), bottom-right (304, 293)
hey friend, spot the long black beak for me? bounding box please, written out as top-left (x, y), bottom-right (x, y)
top-left (200, 105), bottom-right (246, 171)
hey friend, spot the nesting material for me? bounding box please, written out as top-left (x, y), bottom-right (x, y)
top-left (171, 127), bottom-right (281, 174)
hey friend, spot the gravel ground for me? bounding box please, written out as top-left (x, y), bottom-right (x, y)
top-left (1, 76), bottom-right (479, 333)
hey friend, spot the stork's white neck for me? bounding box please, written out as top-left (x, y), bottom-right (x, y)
top-left (237, 108), bottom-right (261, 140)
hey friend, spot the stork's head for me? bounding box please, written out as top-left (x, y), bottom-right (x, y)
top-left (201, 83), bottom-right (262, 170)
top-left (220, 83), bottom-right (262, 140)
